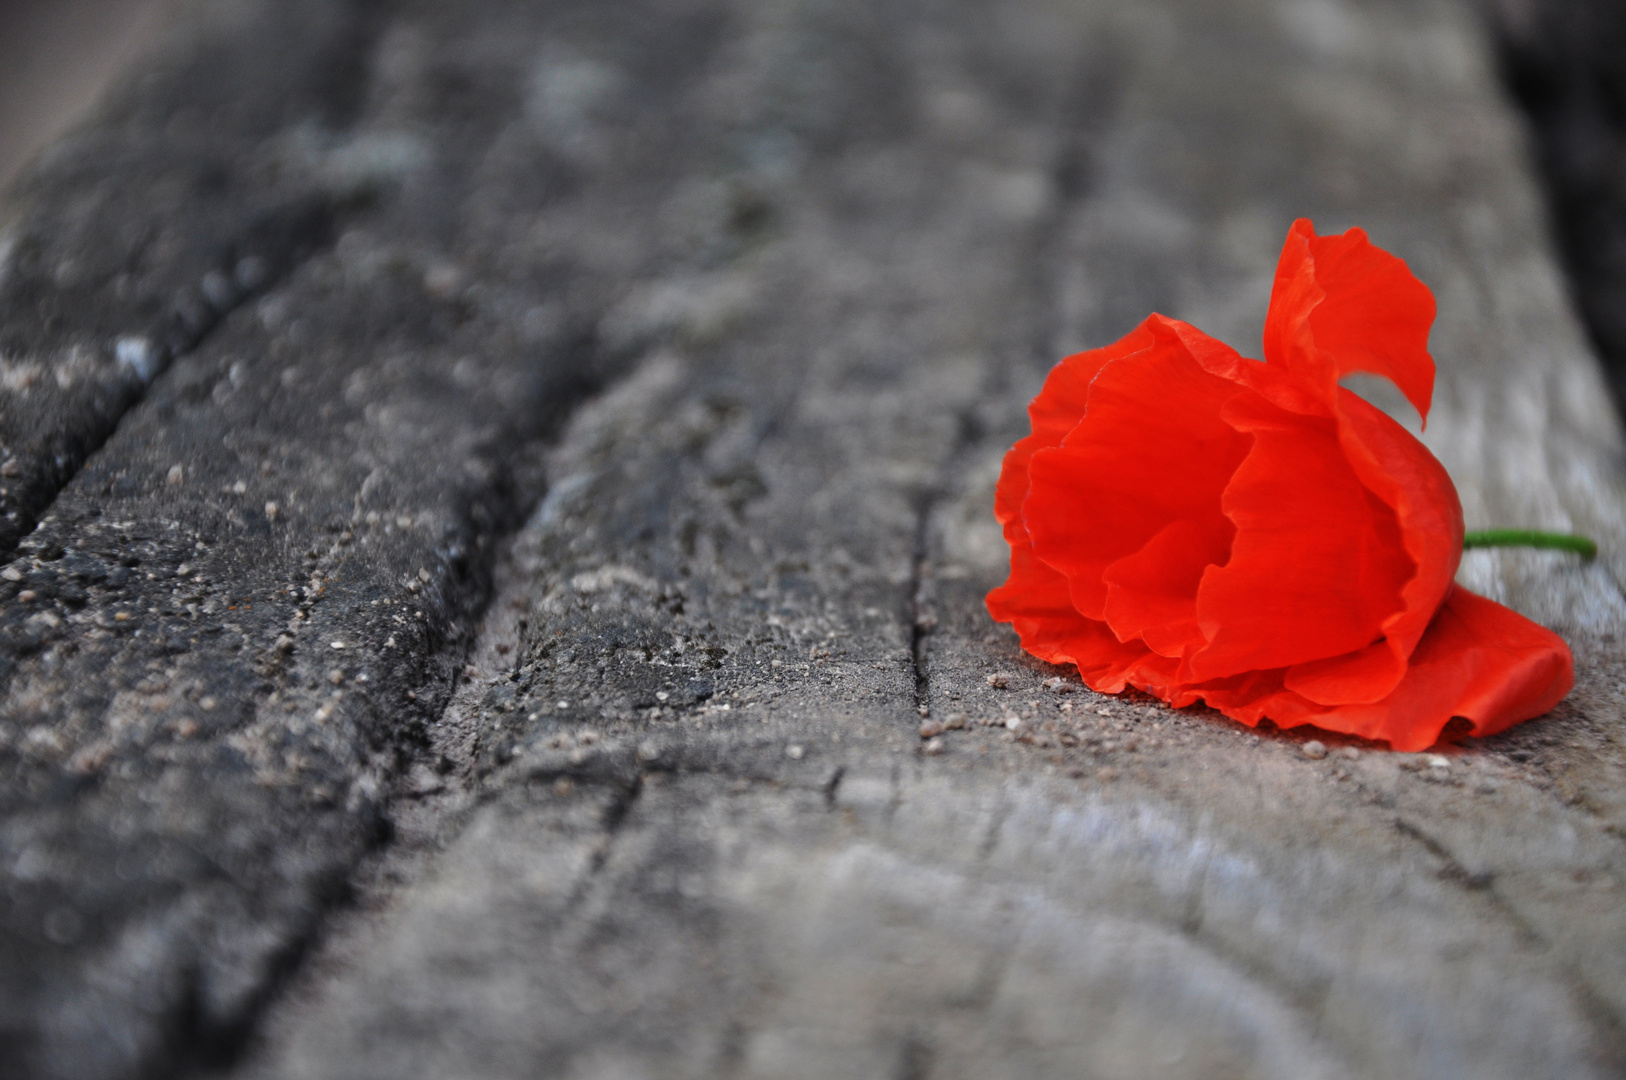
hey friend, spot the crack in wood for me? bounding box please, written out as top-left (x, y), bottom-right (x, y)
top-left (0, 192), bottom-right (343, 565)
top-left (909, 490), bottom-right (935, 721)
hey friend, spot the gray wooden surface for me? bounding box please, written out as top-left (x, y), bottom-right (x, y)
top-left (1, 0), bottom-right (1624, 1077)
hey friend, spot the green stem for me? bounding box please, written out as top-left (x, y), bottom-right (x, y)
top-left (1462, 529), bottom-right (1597, 559)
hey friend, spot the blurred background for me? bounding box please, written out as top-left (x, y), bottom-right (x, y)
top-left (0, 0), bottom-right (179, 190)
top-left (1489, 0), bottom-right (1626, 412)
top-left (0, 0), bottom-right (1624, 410)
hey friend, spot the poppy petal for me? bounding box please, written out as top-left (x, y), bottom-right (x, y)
top-left (1026, 319), bottom-right (1249, 622)
top-left (993, 323), bottom-right (1158, 544)
top-left (1335, 388), bottom-right (1464, 665)
top-left (1322, 585), bottom-right (1575, 750)
top-left (1281, 389), bottom-right (1465, 705)
top-left (988, 544), bottom-right (1178, 693)
top-left (1101, 519), bottom-right (1222, 656)
top-left (986, 540), bottom-right (1082, 639)
top-left (1263, 219), bottom-right (1436, 422)
top-left (1195, 586), bottom-right (1573, 751)
top-left (1014, 607), bottom-right (1178, 696)
top-left (1188, 392), bottom-right (1414, 680)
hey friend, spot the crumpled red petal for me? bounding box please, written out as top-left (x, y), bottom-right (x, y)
top-left (992, 324), bottom-right (1157, 547)
top-left (1262, 218), bottom-right (1436, 421)
top-left (1340, 585), bottom-right (1574, 748)
top-left (1189, 586), bottom-right (1574, 751)
top-left (1187, 392), bottom-right (1414, 681)
top-left (1024, 318), bottom-right (1247, 628)
top-left (987, 322), bottom-right (1174, 687)
top-left (1281, 389), bottom-right (1463, 704)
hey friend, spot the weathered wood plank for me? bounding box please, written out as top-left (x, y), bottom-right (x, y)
top-left (236, 1), bottom-right (1626, 1079)
top-left (0, 0), bottom-right (746, 1075)
top-left (0, 0), bottom-right (380, 559)
top-left (3, 0), bottom-right (1625, 1077)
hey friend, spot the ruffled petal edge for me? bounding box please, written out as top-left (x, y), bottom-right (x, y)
top-left (1161, 585), bottom-right (1572, 751)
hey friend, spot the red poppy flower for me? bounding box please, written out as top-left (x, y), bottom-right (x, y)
top-left (987, 219), bottom-right (1574, 751)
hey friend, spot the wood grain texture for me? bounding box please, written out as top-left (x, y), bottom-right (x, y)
top-left (0, 0), bottom-right (1623, 1077)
